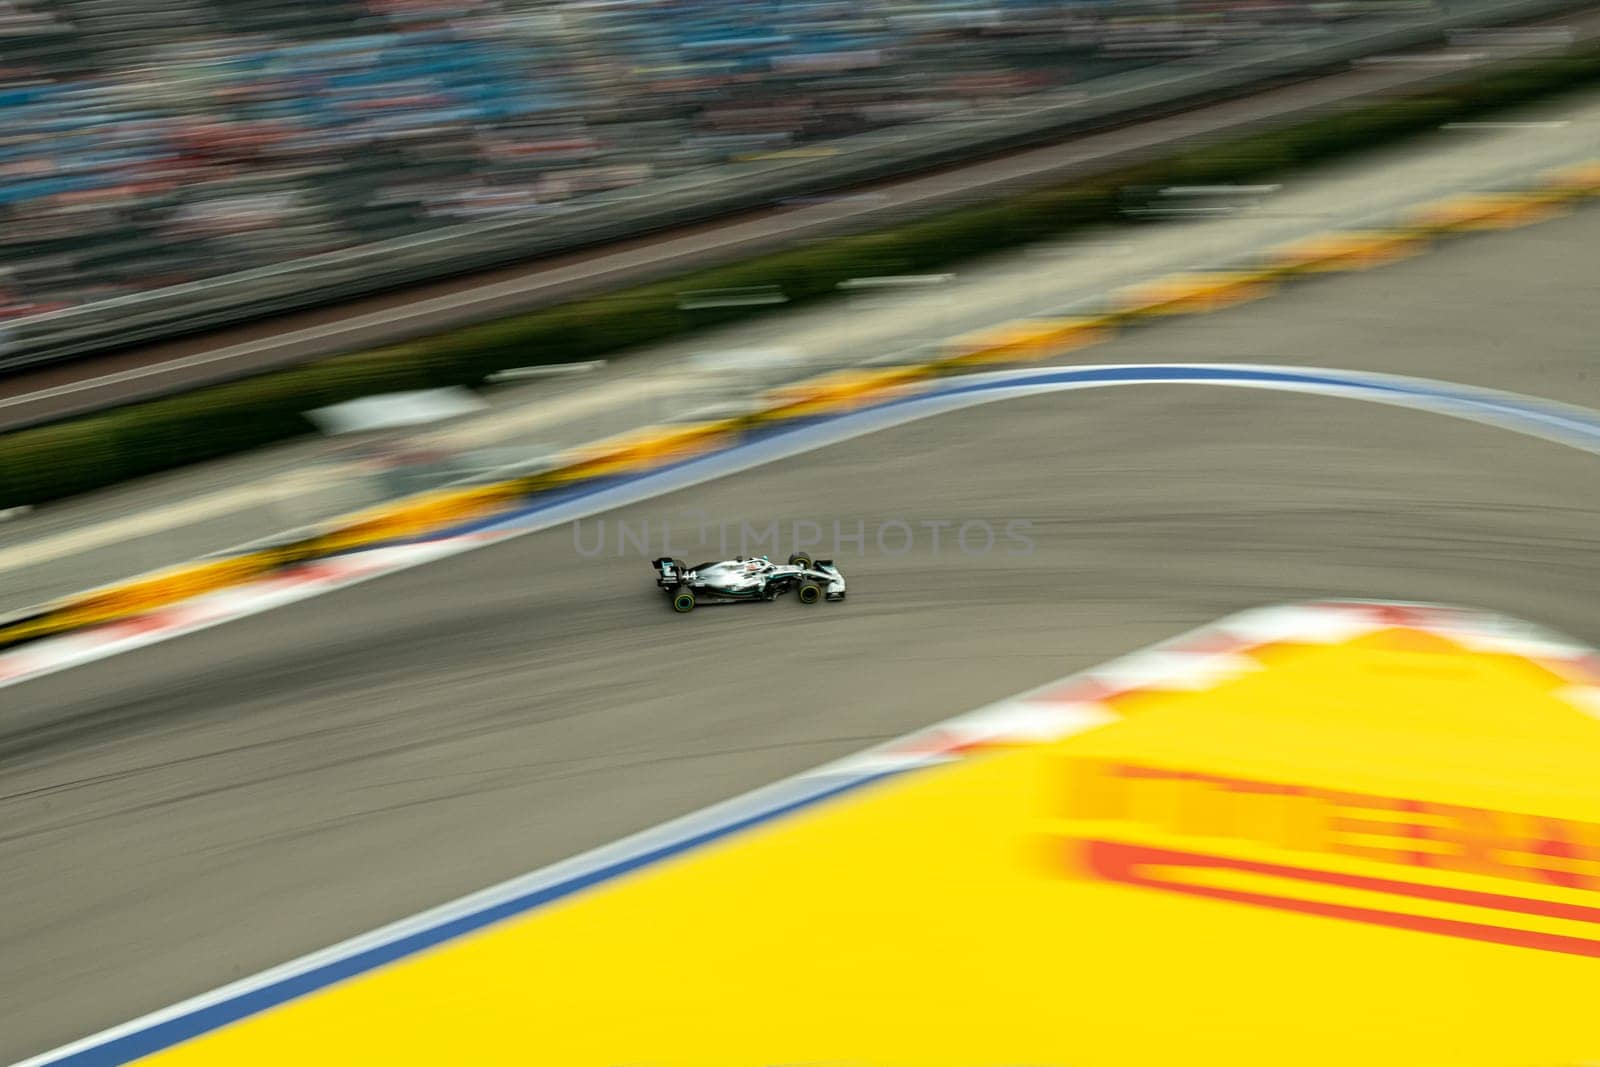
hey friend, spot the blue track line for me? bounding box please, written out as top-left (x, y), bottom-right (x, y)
top-left (387, 363), bottom-right (1600, 551)
top-left (27, 362), bottom-right (1600, 1066)
top-left (28, 769), bottom-right (902, 1067)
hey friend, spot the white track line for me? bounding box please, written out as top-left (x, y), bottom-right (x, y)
top-left (3, 363), bottom-right (1598, 697)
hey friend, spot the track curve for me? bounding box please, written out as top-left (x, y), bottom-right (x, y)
top-left (3, 205), bottom-right (1599, 1062)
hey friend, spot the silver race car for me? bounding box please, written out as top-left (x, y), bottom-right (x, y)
top-left (652, 554), bottom-right (846, 613)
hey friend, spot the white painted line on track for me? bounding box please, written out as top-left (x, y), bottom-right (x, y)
top-left (19, 597), bottom-right (1597, 1067)
top-left (0, 606), bottom-right (1286, 1064)
top-left (3, 363), bottom-right (1599, 699)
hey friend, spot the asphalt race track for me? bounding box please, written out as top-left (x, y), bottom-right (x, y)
top-left (3, 210), bottom-right (1599, 1062)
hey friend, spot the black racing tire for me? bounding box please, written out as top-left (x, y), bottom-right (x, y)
top-left (789, 552), bottom-right (814, 569)
top-left (672, 590), bottom-right (696, 613)
top-left (797, 581), bottom-right (822, 605)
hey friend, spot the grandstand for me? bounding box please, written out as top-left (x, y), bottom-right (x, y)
top-left (0, 0), bottom-right (1420, 325)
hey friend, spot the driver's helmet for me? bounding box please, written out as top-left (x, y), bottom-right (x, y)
top-left (743, 557), bottom-right (767, 573)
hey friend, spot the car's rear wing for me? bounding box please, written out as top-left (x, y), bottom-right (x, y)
top-left (652, 557), bottom-right (687, 589)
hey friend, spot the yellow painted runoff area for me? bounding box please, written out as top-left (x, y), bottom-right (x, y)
top-left (144, 629), bottom-right (1600, 1066)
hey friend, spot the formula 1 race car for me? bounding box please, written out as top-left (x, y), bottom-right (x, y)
top-left (652, 554), bottom-right (846, 613)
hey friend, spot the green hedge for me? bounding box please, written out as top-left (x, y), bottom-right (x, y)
top-left (3, 43), bottom-right (1600, 507)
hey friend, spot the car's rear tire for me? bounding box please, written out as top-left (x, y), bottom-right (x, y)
top-left (797, 581), bottom-right (822, 605)
top-left (672, 590), bottom-right (696, 613)
top-left (789, 552), bottom-right (813, 569)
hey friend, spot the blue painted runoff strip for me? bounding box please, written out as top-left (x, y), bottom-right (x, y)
top-left (366, 363), bottom-right (1600, 552)
top-left (35, 769), bottom-right (901, 1067)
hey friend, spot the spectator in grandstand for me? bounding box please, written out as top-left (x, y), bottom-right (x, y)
top-left (0, 0), bottom-right (1432, 320)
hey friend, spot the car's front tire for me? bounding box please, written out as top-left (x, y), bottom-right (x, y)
top-left (789, 552), bottom-right (813, 569)
top-left (796, 581), bottom-right (822, 605)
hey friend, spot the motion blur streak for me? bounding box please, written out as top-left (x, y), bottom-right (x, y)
top-left (19, 602), bottom-right (1600, 1067)
top-left (0, 0), bottom-right (1441, 322)
top-left (5, 384), bottom-right (1599, 1059)
top-left (3, 23), bottom-right (1600, 1064)
top-left (3, 361), bottom-right (1599, 696)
